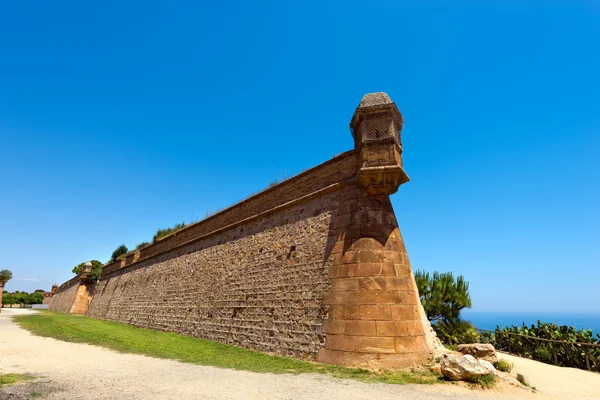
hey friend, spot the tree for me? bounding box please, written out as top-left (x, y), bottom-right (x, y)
top-left (415, 270), bottom-right (472, 323)
top-left (72, 260), bottom-right (103, 275)
top-left (0, 270), bottom-right (12, 312)
top-left (2, 293), bottom-right (14, 308)
top-left (415, 270), bottom-right (478, 346)
top-left (13, 292), bottom-right (27, 307)
top-left (0, 269), bottom-right (12, 284)
top-left (111, 245), bottom-right (129, 262)
top-left (27, 292), bottom-right (44, 305)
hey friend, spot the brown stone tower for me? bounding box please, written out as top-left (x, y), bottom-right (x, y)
top-left (318, 92), bottom-right (432, 368)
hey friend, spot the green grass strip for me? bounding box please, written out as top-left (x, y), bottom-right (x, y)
top-left (0, 373), bottom-right (34, 387)
top-left (14, 311), bottom-right (440, 385)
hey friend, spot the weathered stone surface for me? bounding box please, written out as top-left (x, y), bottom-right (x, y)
top-left (88, 194), bottom-right (338, 361)
top-left (479, 360), bottom-right (497, 375)
top-left (440, 354), bottom-right (489, 381)
top-left (458, 343), bottom-right (498, 363)
top-left (48, 280), bottom-right (80, 313)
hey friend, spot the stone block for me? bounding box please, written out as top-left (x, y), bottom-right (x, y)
top-left (338, 199), bottom-right (358, 215)
top-left (325, 334), bottom-right (359, 352)
top-left (395, 335), bottom-right (427, 353)
top-left (345, 320), bottom-right (377, 336)
top-left (377, 352), bottom-right (429, 369)
top-left (359, 304), bottom-right (392, 321)
top-left (357, 336), bottom-right (396, 353)
top-left (324, 320), bottom-right (345, 334)
top-left (390, 305), bottom-right (420, 320)
top-left (347, 264), bottom-right (373, 277)
top-left (344, 305), bottom-right (361, 320)
top-left (331, 278), bottom-right (359, 291)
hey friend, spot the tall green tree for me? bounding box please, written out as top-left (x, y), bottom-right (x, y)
top-left (2, 293), bottom-right (14, 308)
top-left (415, 270), bottom-right (472, 323)
top-left (72, 260), bottom-right (104, 284)
top-left (415, 270), bottom-right (478, 345)
top-left (72, 260), bottom-right (103, 275)
top-left (27, 292), bottom-right (44, 305)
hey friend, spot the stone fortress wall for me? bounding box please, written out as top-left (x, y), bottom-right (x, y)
top-left (50, 93), bottom-right (437, 369)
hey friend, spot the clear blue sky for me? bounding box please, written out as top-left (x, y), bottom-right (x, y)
top-left (1, 1), bottom-right (598, 313)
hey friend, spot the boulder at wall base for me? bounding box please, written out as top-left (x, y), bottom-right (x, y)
top-left (440, 354), bottom-right (490, 381)
top-left (457, 343), bottom-right (498, 363)
top-left (479, 360), bottom-right (497, 375)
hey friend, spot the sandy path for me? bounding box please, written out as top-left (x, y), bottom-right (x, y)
top-left (0, 309), bottom-right (588, 400)
top-left (496, 351), bottom-right (600, 399)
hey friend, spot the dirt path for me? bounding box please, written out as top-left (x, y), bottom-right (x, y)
top-left (496, 351), bottom-right (600, 399)
top-left (0, 309), bottom-right (594, 400)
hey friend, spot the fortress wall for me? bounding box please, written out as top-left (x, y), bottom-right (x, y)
top-left (51, 93), bottom-right (437, 368)
top-left (100, 151), bottom-right (358, 277)
top-left (88, 189), bottom-right (347, 359)
top-left (48, 278), bottom-right (80, 314)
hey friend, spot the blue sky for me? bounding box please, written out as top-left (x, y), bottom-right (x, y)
top-left (0, 1), bottom-right (598, 313)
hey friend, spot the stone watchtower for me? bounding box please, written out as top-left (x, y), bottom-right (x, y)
top-left (351, 92), bottom-right (409, 196)
top-left (318, 92), bottom-right (434, 368)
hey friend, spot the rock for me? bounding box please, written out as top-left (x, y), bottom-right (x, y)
top-left (440, 354), bottom-right (490, 381)
top-left (479, 360), bottom-right (497, 375)
top-left (430, 364), bottom-right (441, 374)
top-left (457, 343), bottom-right (498, 363)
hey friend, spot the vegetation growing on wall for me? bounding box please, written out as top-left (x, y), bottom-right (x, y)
top-left (111, 245), bottom-right (128, 261)
top-left (71, 260), bottom-right (104, 284)
top-left (135, 242), bottom-right (150, 250)
top-left (153, 222), bottom-right (186, 242)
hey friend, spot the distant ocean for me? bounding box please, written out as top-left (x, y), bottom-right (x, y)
top-left (461, 311), bottom-right (600, 338)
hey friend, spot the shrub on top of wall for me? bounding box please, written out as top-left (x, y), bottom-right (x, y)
top-left (111, 245), bottom-right (129, 262)
top-left (153, 222), bottom-right (186, 242)
top-left (136, 242), bottom-right (151, 250)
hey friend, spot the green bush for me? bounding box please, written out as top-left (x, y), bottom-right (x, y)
top-left (153, 222), bottom-right (186, 242)
top-left (481, 321), bottom-right (600, 372)
top-left (136, 242), bottom-right (151, 250)
top-left (433, 318), bottom-right (480, 345)
top-left (494, 359), bottom-right (513, 373)
top-left (111, 245), bottom-right (129, 262)
top-left (468, 373), bottom-right (496, 388)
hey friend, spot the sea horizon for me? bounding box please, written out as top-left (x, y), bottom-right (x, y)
top-left (462, 310), bottom-right (600, 338)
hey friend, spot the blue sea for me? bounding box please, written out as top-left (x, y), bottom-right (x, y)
top-left (462, 311), bottom-right (600, 338)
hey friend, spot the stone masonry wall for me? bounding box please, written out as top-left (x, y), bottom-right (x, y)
top-left (88, 191), bottom-right (341, 359)
top-left (48, 280), bottom-right (80, 314)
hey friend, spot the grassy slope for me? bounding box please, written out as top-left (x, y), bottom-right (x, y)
top-left (14, 311), bottom-right (440, 385)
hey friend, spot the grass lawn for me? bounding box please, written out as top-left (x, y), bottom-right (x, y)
top-left (14, 311), bottom-right (441, 385)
